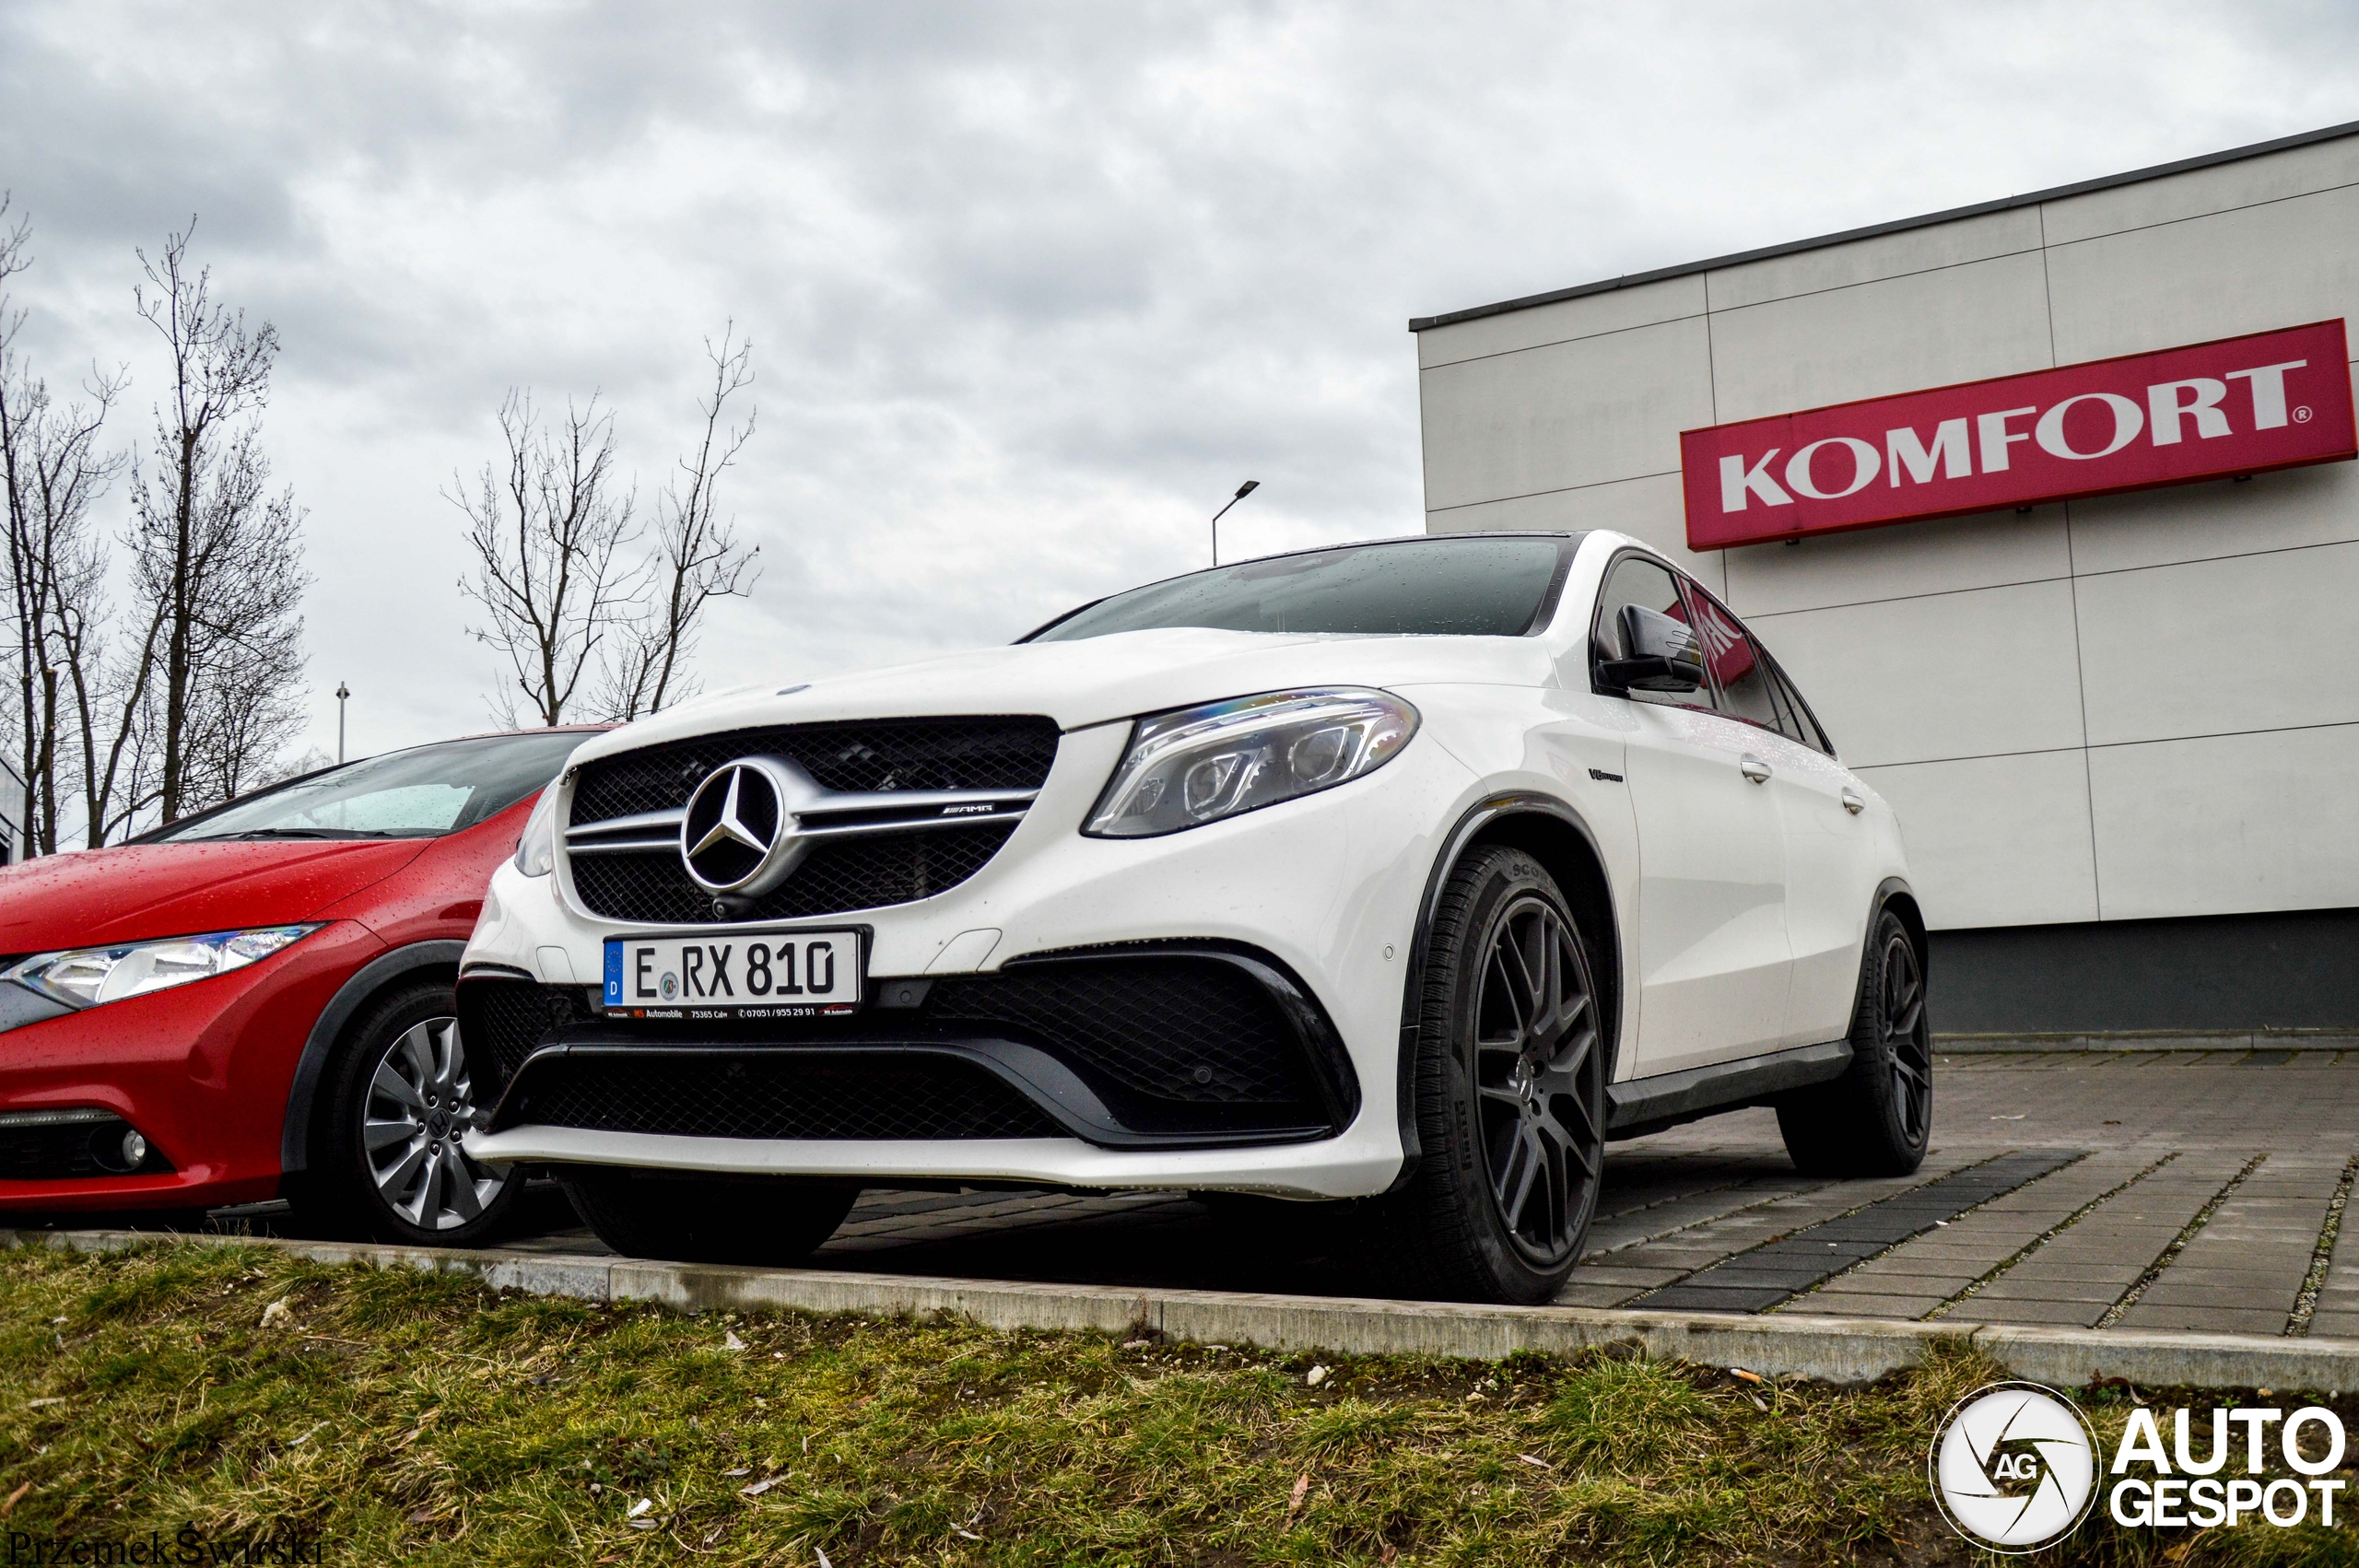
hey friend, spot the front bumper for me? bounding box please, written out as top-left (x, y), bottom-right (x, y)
top-left (0, 921), bottom-right (381, 1211)
top-left (463, 717), bottom-right (1481, 1199)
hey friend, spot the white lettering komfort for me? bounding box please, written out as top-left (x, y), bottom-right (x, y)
top-left (1717, 360), bottom-right (2316, 511)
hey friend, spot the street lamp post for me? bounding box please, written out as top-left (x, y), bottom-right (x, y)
top-left (1210, 479), bottom-right (1260, 567)
top-left (334, 683), bottom-right (350, 764)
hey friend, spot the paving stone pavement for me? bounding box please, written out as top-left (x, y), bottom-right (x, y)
top-left (191, 1048), bottom-right (2359, 1337)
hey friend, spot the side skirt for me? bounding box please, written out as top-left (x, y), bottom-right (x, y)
top-left (1604, 1040), bottom-right (1852, 1141)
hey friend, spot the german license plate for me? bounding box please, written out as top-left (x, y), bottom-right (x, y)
top-left (602, 930), bottom-right (863, 1017)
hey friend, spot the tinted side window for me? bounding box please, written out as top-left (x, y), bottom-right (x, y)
top-left (1592, 556), bottom-right (1712, 711)
top-left (1687, 590), bottom-right (1781, 730)
top-left (1769, 659), bottom-right (1836, 755)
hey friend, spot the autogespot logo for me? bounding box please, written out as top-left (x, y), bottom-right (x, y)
top-left (1930, 1382), bottom-right (2100, 1552)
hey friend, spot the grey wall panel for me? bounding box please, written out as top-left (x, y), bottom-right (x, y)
top-left (1705, 206), bottom-right (2043, 312)
top-left (1416, 274), bottom-right (1706, 370)
top-left (1852, 749), bottom-right (2099, 930)
top-left (2087, 722), bottom-right (2359, 919)
top-left (1426, 472), bottom-right (1726, 591)
top-left (2040, 134), bottom-right (2359, 247)
top-left (1931, 907), bottom-right (2359, 1034)
top-left (1748, 579), bottom-right (2086, 770)
top-left (2073, 540), bottom-right (2359, 746)
top-left (1705, 250), bottom-right (2056, 425)
top-left (1721, 505), bottom-right (2071, 618)
top-left (2044, 182), bottom-right (2359, 363)
top-left (1417, 315), bottom-right (1714, 511)
top-left (2066, 402), bottom-right (2359, 576)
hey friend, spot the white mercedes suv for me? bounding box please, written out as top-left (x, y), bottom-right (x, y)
top-left (458, 530), bottom-right (1929, 1303)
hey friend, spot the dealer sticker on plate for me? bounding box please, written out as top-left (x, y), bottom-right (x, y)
top-left (603, 930), bottom-right (863, 1017)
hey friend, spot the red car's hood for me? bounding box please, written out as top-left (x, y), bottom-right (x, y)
top-left (0, 839), bottom-right (431, 955)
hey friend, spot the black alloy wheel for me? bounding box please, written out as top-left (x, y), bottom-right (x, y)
top-left (1777, 907), bottom-right (1933, 1177)
top-left (1473, 893), bottom-right (1605, 1268)
top-left (1377, 845), bottom-right (1607, 1304)
top-left (1880, 926), bottom-right (1932, 1146)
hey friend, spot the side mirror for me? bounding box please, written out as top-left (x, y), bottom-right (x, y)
top-left (1597, 604), bottom-right (1707, 694)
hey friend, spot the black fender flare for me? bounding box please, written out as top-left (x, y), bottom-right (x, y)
top-left (1866, 873), bottom-right (1930, 1019)
top-left (279, 940), bottom-right (467, 1175)
top-left (1389, 791), bottom-right (1623, 1193)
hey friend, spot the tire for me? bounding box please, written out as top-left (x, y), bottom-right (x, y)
top-left (557, 1168), bottom-right (859, 1266)
top-left (297, 979), bottom-right (521, 1246)
top-left (1777, 907), bottom-right (1931, 1176)
top-left (1370, 846), bottom-right (1608, 1305)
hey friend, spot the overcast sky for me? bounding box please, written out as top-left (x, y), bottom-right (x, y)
top-left (4, 1), bottom-right (2356, 762)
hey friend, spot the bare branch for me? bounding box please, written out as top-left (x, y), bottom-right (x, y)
top-left (595, 325), bottom-right (761, 721)
top-left (452, 391), bottom-right (645, 726)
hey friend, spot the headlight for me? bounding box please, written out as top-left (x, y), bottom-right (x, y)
top-left (1084, 687), bottom-right (1419, 838)
top-left (514, 780), bottom-right (561, 877)
top-left (6, 926), bottom-right (320, 1010)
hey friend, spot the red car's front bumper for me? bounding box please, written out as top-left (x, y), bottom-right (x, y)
top-left (0, 920), bottom-right (384, 1212)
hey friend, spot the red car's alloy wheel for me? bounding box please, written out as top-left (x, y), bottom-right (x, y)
top-left (362, 1015), bottom-right (508, 1232)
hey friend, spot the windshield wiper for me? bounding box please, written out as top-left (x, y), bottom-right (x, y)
top-left (184, 827), bottom-right (416, 841)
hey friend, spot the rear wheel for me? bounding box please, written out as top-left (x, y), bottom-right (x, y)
top-left (557, 1168), bottom-right (859, 1266)
top-left (1372, 846), bottom-right (1607, 1304)
top-left (1777, 908), bottom-right (1931, 1176)
top-left (299, 980), bottom-right (520, 1246)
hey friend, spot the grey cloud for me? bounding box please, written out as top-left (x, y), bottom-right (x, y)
top-left (6, 0), bottom-right (2359, 759)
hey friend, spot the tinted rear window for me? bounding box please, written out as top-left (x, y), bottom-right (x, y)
top-left (1029, 535), bottom-right (1576, 642)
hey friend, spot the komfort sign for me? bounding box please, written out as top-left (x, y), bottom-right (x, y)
top-left (1681, 320), bottom-right (2357, 550)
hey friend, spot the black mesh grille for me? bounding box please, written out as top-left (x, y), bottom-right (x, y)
top-left (570, 717), bottom-right (1061, 824)
top-left (563, 716), bottom-right (1057, 923)
top-left (930, 957), bottom-right (1317, 1106)
top-left (458, 978), bottom-right (596, 1098)
top-left (511, 1053), bottom-right (1060, 1141)
top-left (569, 824), bottom-right (1019, 924)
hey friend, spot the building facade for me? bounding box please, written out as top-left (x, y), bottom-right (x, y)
top-left (1413, 123), bottom-right (2359, 1037)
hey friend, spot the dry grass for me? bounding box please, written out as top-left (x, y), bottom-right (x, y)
top-left (0, 1239), bottom-right (2352, 1565)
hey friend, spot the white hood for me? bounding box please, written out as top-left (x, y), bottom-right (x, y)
top-left (568, 626), bottom-right (1560, 762)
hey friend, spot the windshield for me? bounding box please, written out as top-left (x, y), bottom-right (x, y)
top-left (152, 731), bottom-right (593, 843)
top-left (1027, 534), bottom-right (1579, 642)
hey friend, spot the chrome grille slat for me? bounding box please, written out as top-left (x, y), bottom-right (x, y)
top-left (560, 717), bottom-right (1060, 924)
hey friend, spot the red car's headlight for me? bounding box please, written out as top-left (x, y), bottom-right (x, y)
top-left (4, 925), bottom-right (321, 1010)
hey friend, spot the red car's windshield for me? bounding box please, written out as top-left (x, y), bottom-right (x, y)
top-left (149, 731), bottom-right (592, 843)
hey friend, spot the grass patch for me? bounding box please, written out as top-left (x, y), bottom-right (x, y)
top-left (0, 1239), bottom-right (2351, 1563)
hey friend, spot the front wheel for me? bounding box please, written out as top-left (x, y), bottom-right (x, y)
top-left (299, 981), bottom-right (520, 1246)
top-left (1371, 846), bottom-right (1607, 1304)
top-left (1777, 907), bottom-right (1931, 1176)
top-left (557, 1169), bottom-right (859, 1265)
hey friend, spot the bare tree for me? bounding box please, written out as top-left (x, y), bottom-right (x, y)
top-left (596, 327), bottom-right (762, 720)
top-left (125, 221), bottom-right (310, 825)
top-left (0, 199), bottom-right (130, 853)
top-left (452, 391), bottom-right (645, 727)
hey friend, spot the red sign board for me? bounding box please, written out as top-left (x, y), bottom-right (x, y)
top-left (1680, 320), bottom-right (2356, 549)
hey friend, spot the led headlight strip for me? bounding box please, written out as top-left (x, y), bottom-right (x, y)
top-left (1084, 687), bottom-right (1419, 838)
top-left (5, 926), bottom-right (319, 1010)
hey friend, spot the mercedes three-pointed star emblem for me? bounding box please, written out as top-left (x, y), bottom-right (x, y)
top-left (680, 758), bottom-right (795, 895)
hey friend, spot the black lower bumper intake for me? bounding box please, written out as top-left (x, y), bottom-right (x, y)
top-left (457, 942), bottom-right (1362, 1151)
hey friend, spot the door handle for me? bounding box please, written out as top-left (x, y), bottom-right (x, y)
top-left (1840, 788), bottom-right (1866, 816)
top-left (1739, 755), bottom-right (1772, 784)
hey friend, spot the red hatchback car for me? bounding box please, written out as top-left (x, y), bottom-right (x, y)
top-left (0, 729), bottom-right (598, 1244)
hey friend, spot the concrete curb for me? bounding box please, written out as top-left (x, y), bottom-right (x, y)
top-left (9, 1225), bottom-right (2356, 1393)
top-left (1937, 1032), bottom-right (2357, 1052)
